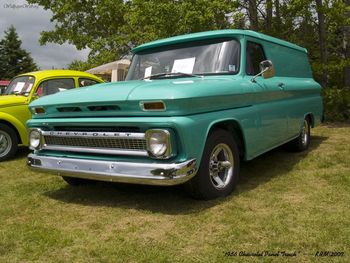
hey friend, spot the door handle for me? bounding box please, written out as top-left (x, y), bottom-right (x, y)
top-left (277, 82), bottom-right (285, 90)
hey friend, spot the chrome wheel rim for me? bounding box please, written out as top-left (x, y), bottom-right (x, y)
top-left (209, 143), bottom-right (234, 189)
top-left (0, 131), bottom-right (12, 158)
top-left (301, 120), bottom-right (309, 146)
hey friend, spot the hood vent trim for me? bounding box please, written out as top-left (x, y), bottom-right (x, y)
top-left (57, 107), bottom-right (82, 112)
top-left (87, 105), bottom-right (121, 111)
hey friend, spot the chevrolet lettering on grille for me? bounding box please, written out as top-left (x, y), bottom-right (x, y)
top-left (45, 131), bottom-right (145, 139)
top-left (41, 130), bottom-right (148, 156)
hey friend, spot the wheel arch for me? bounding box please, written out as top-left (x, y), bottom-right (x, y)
top-left (303, 112), bottom-right (315, 128)
top-left (207, 119), bottom-right (246, 159)
top-left (0, 113), bottom-right (27, 145)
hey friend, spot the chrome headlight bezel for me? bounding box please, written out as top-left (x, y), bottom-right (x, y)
top-left (29, 129), bottom-right (43, 150)
top-left (145, 129), bottom-right (172, 159)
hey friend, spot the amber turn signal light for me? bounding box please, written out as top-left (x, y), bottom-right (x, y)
top-left (31, 107), bottom-right (46, 115)
top-left (140, 101), bottom-right (166, 111)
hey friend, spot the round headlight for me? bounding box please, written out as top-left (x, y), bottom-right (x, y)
top-left (146, 130), bottom-right (171, 158)
top-left (149, 133), bottom-right (167, 156)
top-left (29, 129), bottom-right (42, 150)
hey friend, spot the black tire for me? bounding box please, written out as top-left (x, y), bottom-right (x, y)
top-left (185, 129), bottom-right (240, 200)
top-left (0, 123), bottom-right (18, 161)
top-left (287, 118), bottom-right (311, 152)
top-left (62, 176), bottom-right (94, 186)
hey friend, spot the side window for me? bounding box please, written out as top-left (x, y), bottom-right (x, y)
top-left (79, 78), bottom-right (99, 87)
top-left (36, 78), bottom-right (75, 97)
top-left (246, 42), bottom-right (266, 76)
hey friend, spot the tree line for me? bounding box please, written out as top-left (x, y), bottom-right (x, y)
top-left (4, 0), bottom-right (350, 120)
top-left (27, 0), bottom-right (349, 89)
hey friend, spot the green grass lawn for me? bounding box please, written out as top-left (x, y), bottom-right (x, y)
top-left (0, 124), bottom-right (349, 262)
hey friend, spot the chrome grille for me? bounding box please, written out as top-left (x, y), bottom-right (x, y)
top-left (44, 136), bottom-right (147, 150)
top-left (41, 130), bottom-right (148, 156)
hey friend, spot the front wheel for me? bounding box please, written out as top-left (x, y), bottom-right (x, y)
top-left (0, 124), bottom-right (18, 161)
top-left (185, 129), bottom-right (240, 200)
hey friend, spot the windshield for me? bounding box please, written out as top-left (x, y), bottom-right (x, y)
top-left (4, 76), bottom-right (35, 96)
top-left (126, 38), bottom-right (240, 80)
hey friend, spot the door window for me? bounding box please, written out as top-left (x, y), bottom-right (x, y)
top-left (36, 78), bottom-right (75, 97)
top-left (246, 42), bottom-right (266, 76)
top-left (78, 78), bottom-right (100, 87)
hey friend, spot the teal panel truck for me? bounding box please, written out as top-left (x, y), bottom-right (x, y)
top-left (27, 30), bottom-right (323, 199)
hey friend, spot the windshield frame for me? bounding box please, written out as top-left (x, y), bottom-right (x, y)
top-left (126, 37), bottom-right (241, 80)
top-left (4, 75), bottom-right (36, 96)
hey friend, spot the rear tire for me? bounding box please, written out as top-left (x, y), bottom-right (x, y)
top-left (287, 118), bottom-right (311, 152)
top-left (0, 123), bottom-right (18, 161)
top-left (185, 129), bottom-right (240, 200)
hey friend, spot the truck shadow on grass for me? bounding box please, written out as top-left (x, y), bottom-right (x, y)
top-left (237, 135), bottom-right (327, 195)
top-left (12, 146), bottom-right (31, 161)
top-left (44, 135), bottom-right (327, 215)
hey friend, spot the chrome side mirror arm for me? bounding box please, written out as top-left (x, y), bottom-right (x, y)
top-left (251, 60), bottom-right (275, 83)
top-left (251, 67), bottom-right (269, 83)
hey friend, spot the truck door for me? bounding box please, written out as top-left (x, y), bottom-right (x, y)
top-left (246, 41), bottom-right (288, 152)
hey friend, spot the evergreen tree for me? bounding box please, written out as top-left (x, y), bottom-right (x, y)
top-left (0, 25), bottom-right (38, 79)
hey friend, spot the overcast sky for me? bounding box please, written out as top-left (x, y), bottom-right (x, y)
top-left (0, 0), bottom-right (90, 69)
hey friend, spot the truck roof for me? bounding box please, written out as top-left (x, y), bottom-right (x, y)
top-left (132, 29), bottom-right (307, 54)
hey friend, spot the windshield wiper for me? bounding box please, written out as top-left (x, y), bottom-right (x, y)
top-left (142, 72), bottom-right (203, 80)
top-left (13, 92), bottom-right (25, 96)
top-left (5, 91), bottom-right (28, 96)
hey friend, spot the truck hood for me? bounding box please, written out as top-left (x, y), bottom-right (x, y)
top-left (0, 95), bottom-right (27, 108)
top-left (30, 76), bottom-right (252, 118)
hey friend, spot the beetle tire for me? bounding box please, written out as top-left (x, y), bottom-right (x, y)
top-left (0, 123), bottom-right (18, 161)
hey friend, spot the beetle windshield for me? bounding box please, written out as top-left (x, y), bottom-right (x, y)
top-left (126, 38), bottom-right (240, 80)
top-left (4, 75), bottom-right (35, 96)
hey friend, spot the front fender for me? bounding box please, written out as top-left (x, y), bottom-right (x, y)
top-left (0, 112), bottom-right (28, 145)
top-left (174, 106), bottom-right (258, 165)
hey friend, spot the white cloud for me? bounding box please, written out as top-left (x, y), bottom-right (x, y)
top-left (0, 0), bottom-right (90, 69)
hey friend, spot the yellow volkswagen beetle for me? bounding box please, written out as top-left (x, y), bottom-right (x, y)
top-left (0, 70), bottom-right (103, 161)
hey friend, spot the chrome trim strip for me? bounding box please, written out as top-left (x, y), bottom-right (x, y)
top-left (42, 145), bottom-right (148, 156)
top-left (27, 154), bottom-right (197, 186)
top-left (41, 131), bottom-right (145, 139)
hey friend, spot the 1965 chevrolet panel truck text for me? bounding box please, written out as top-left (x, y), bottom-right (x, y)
top-left (27, 30), bottom-right (323, 199)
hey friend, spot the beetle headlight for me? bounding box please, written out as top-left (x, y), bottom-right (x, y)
top-left (145, 129), bottom-right (172, 158)
top-left (29, 129), bottom-right (42, 150)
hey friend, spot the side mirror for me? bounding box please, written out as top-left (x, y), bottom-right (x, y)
top-left (259, 60), bottom-right (275, 79)
top-left (251, 60), bottom-right (275, 82)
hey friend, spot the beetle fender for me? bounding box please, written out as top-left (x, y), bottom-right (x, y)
top-left (0, 112), bottom-right (28, 145)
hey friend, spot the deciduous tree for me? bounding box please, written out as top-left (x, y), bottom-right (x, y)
top-left (28, 0), bottom-right (236, 68)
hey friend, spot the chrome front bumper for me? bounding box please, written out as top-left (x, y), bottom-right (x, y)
top-left (27, 154), bottom-right (197, 186)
